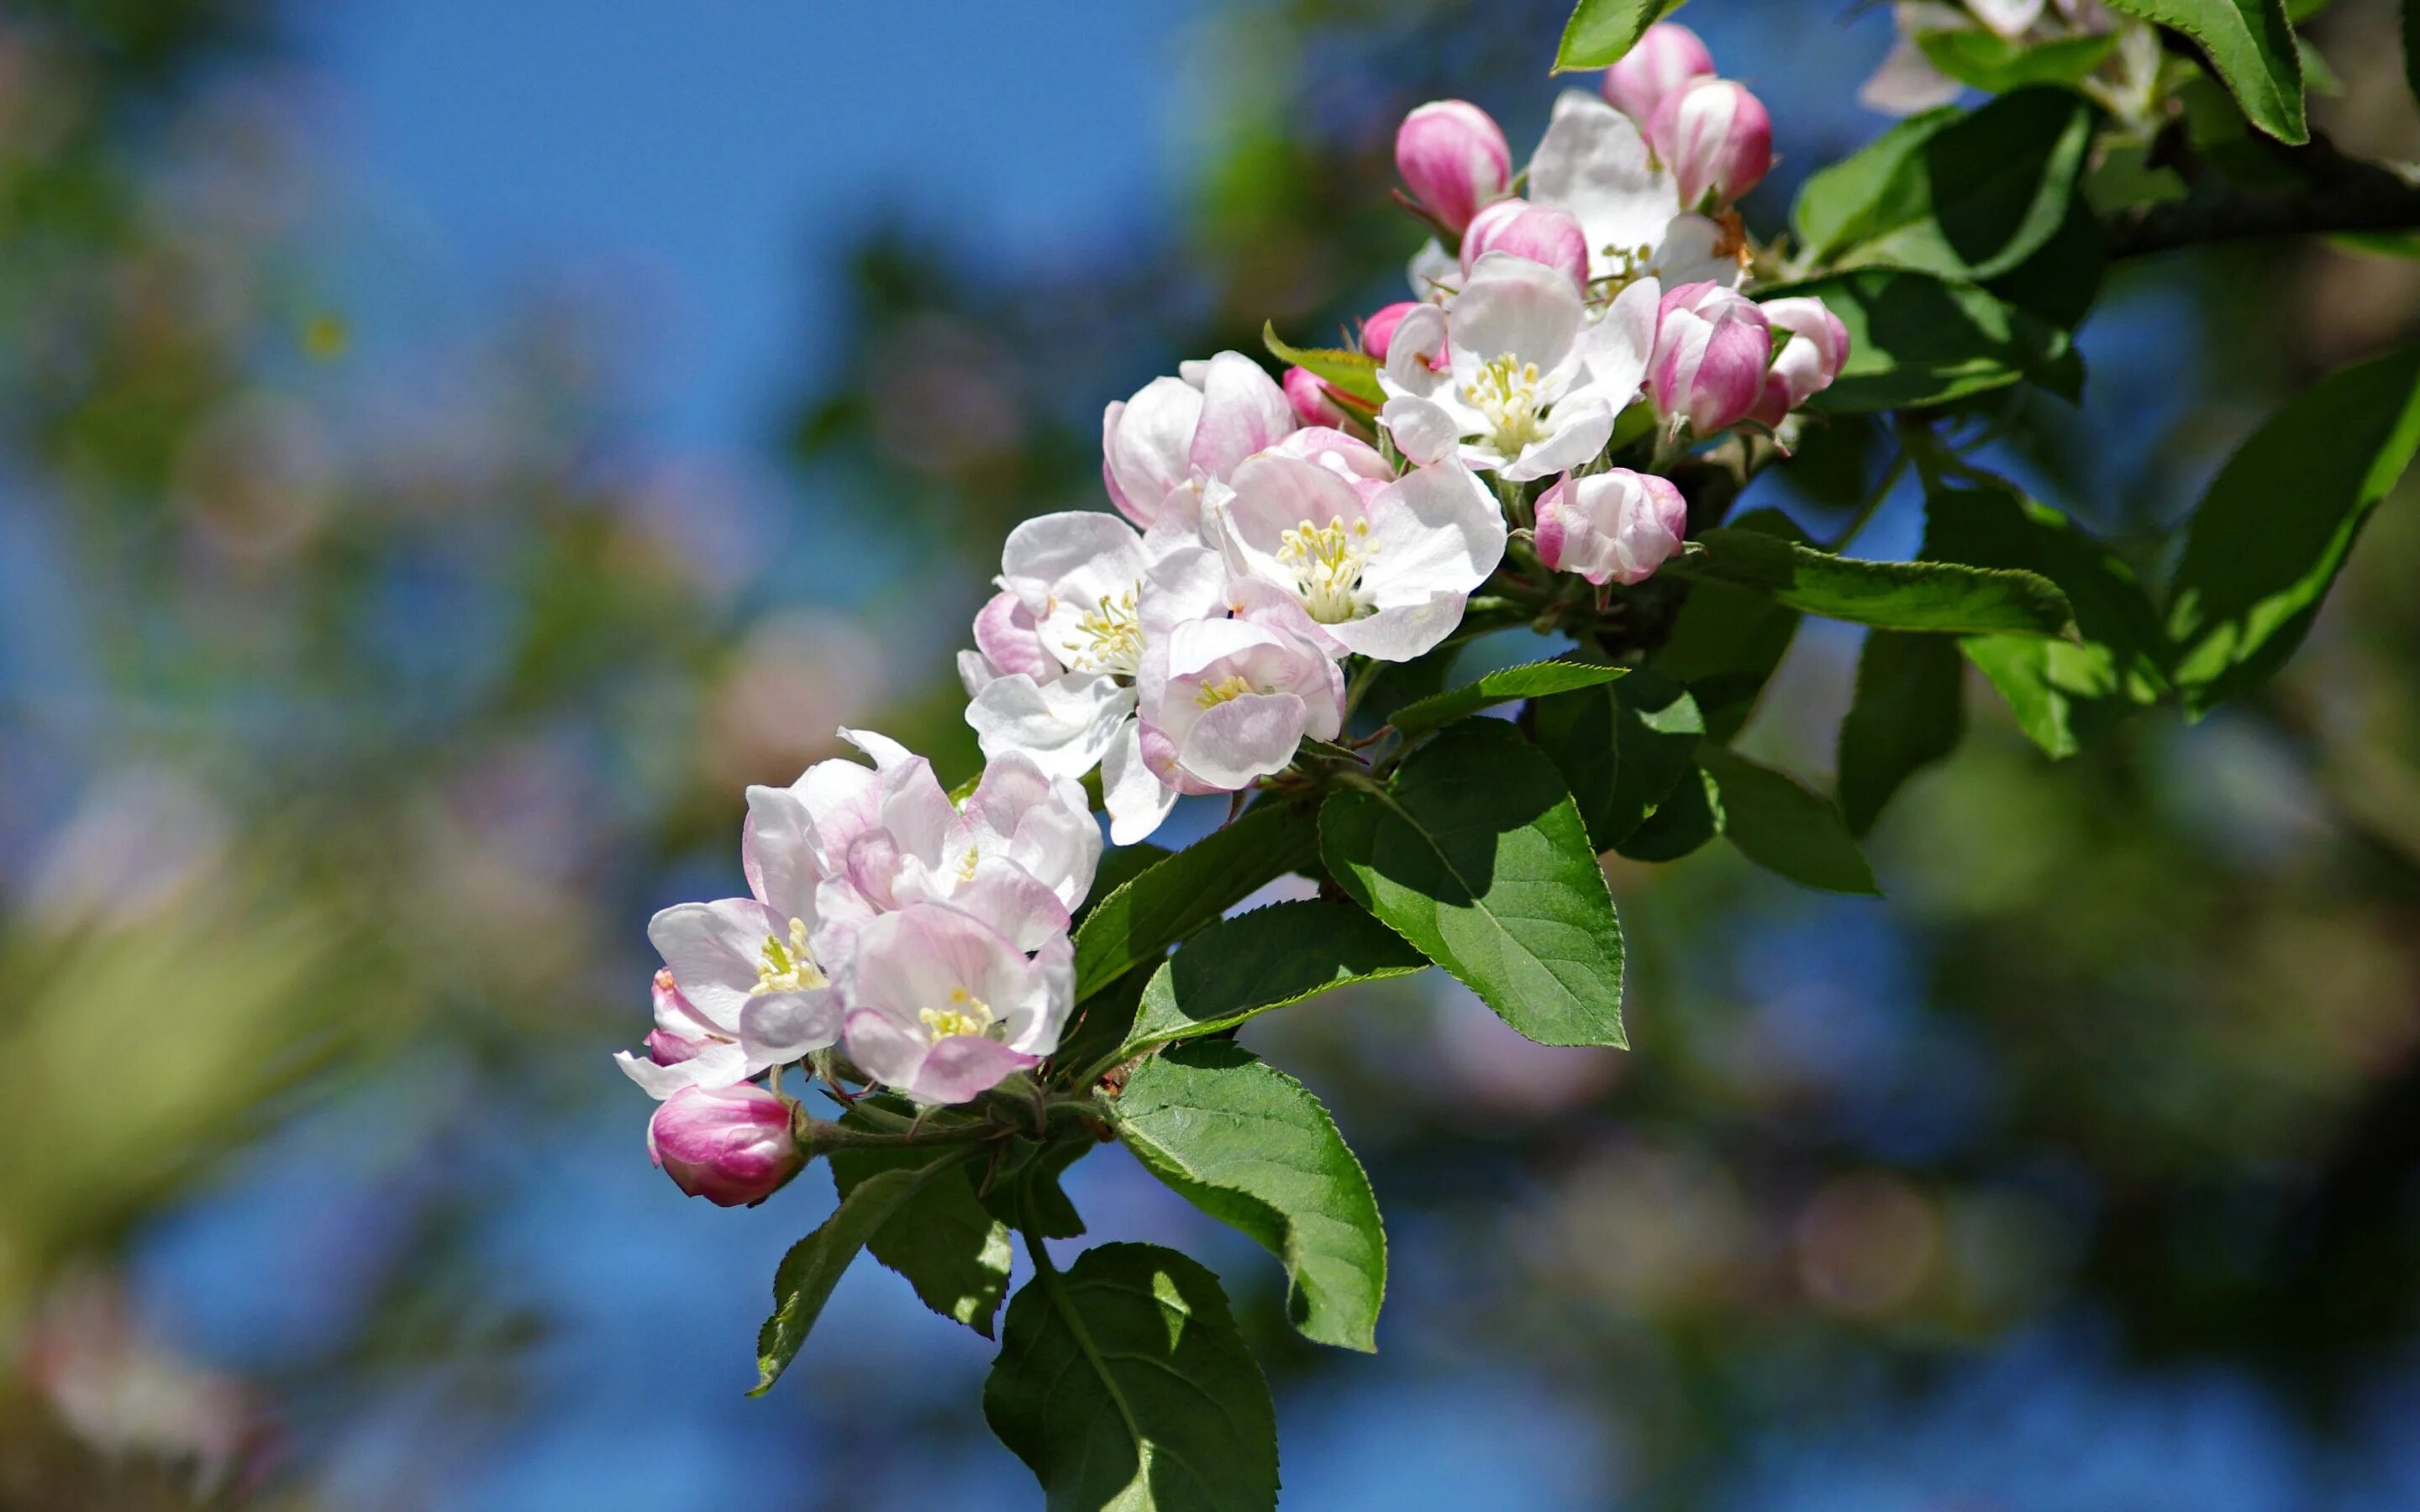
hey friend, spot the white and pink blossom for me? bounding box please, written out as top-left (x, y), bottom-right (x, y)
top-left (1749, 296), bottom-right (1853, 429)
top-left (1460, 198), bottom-right (1591, 293)
top-left (1380, 255), bottom-right (1660, 480)
top-left (1134, 612), bottom-right (1345, 801)
top-left (1394, 99), bottom-right (1512, 234)
top-left (1282, 366), bottom-right (1352, 428)
top-left (839, 902), bottom-right (1075, 1106)
top-left (1649, 281), bottom-right (1772, 438)
top-left (648, 1083), bottom-right (807, 1206)
top-left (1536, 469), bottom-right (1690, 585)
top-left (1101, 353), bottom-right (1296, 533)
top-left (1525, 92), bottom-right (1684, 285)
top-left (1601, 22), bottom-right (1717, 124)
top-left (1647, 79), bottom-right (1773, 212)
top-left (1206, 454), bottom-right (1505, 662)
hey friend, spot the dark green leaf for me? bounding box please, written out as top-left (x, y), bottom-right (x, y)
top-left (1652, 508), bottom-right (1804, 743)
top-left (1678, 527), bottom-right (2073, 636)
top-left (1614, 759), bottom-right (1721, 863)
top-left (1320, 719), bottom-right (1627, 1047)
top-left (1389, 659), bottom-right (1627, 738)
top-left (1768, 269), bottom-right (2074, 412)
top-left (1794, 87), bottom-right (2096, 281)
top-left (1923, 479), bottom-right (2169, 757)
top-left (984, 1242), bottom-right (1278, 1512)
top-left (1076, 843), bottom-right (1172, 931)
top-left (979, 1133), bottom-right (1092, 1242)
top-left (1837, 631), bottom-right (1966, 836)
top-left (1262, 322), bottom-right (1382, 409)
top-left (2105, 0), bottom-right (2307, 142)
top-left (1123, 901), bottom-right (1426, 1055)
top-left (752, 1149), bottom-right (981, 1394)
top-left (1555, 0), bottom-right (1691, 68)
top-left (1700, 748), bottom-right (1882, 895)
top-left (831, 1140), bottom-right (1013, 1338)
top-left (1073, 799), bottom-right (1321, 998)
top-left (1983, 195), bottom-right (2107, 331)
top-left (1113, 1042), bottom-right (1386, 1352)
top-left (1533, 666), bottom-right (1705, 852)
top-left (2168, 345), bottom-right (2420, 712)
top-left (1914, 27), bottom-right (2120, 92)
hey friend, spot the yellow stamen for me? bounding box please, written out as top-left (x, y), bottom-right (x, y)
top-left (755, 916), bottom-right (827, 994)
top-left (1195, 673), bottom-right (1255, 709)
top-left (1060, 585), bottom-right (1144, 675)
top-left (1464, 354), bottom-right (1551, 454)
top-left (918, 985), bottom-right (997, 1041)
top-left (1275, 514), bottom-right (1377, 623)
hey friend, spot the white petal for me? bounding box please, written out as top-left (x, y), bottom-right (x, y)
top-left (966, 674), bottom-right (1135, 780)
top-left (1102, 719), bottom-right (1179, 846)
top-left (1504, 397), bottom-right (1616, 482)
top-left (1527, 90), bottom-right (1682, 275)
top-left (1380, 395), bottom-right (1469, 468)
top-left (1449, 254), bottom-right (1586, 378)
top-left (615, 1042), bottom-right (750, 1100)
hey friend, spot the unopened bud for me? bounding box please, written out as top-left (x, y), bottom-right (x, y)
top-left (1601, 22), bottom-right (1716, 124)
top-left (1649, 281), bottom-right (1772, 437)
top-left (1536, 469), bottom-right (1689, 586)
top-left (1460, 198), bottom-right (1590, 293)
top-left (648, 1083), bottom-right (805, 1207)
top-left (1748, 296), bottom-right (1852, 429)
top-left (1647, 78), bottom-right (1773, 211)
top-left (1282, 366), bottom-right (1351, 428)
top-left (1394, 100), bottom-right (1512, 234)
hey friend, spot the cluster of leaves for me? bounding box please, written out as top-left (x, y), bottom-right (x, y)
top-left (745, 3), bottom-right (2420, 1506)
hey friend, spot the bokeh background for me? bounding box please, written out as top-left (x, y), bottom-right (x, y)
top-left (9, 0), bottom-right (2420, 1507)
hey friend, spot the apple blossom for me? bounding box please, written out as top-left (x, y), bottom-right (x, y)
top-left (648, 1083), bottom-right (806, 1207)
top-left (1749, 296), bottom-right (1853, 430)
top-left (1282, 365), bottom-right (1352, 428)
top-left (1394, 100), bottom-right (1512, 234)
top-left (1601, 22), bottom-right (1717, 124)
top-left (1535, 469), bottom-right (1690, 586)
top-left (1461, 198), bottom-right (1592, 294)
top-left (1647, 79), bottom-right (1773, 212)
top-left (1649, 281), bottom-right (1772, 438)
top-left (1524, 92), bottom-right (1684, 286)
top-left (960, 507), bottom-right (1225, 785)
top-left (1379, 254), bottom-right (1660, 480)
top-left (1360, 302), bottom-right (1421, 362)
top-left (1101, 353), bottom-right (1295, 533)
top-left (644, 968), bottom-right (719, 1067)
top-left (839, 902), bottom-right (1075, 1106)
top-left (1206, 454), bottom-right (1505, 661)
top-left (1134, 612), bottom-right (1345, 801)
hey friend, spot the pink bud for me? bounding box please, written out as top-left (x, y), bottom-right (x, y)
top-left (1282, 366), bottom-right (1350, 428)
top-left (1360, 302), bottom-right (1421, 362)
top-left (647, 1083), bottom-right (804, 1207)
top-left (1649, 281), bottom-right (1772, 437)
top-left (645, 968), bottom-right (722, 1065)
top-left (1535, 469), bottom-right (1690, 586)
top-left (1747, 296), bottom-right (1853, 430)
top-left (1460, 198), bottom-right (1590, 293)
top-left (1601, 22), bottom-right (1716, 124)
top-left (1647, 78), bottom-right (1773, 211)
top-left (1394, 100), bottom-right (1512, 234)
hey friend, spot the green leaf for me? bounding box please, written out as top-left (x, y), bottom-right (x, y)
top-left (1837, 631), bottom-right (1966, 836)
top-left (984, 1242), bottom-right (1279, 1512)
top-left (1794, 87), bottom-right (2096, 282)
top-left (2105, 0), bottom-right (2307, 142)
top-left (1555, 0), bottom-right (1691, 68)
top-left (1113, 1042), bottom-right (1386, 1352)
top-left (1678, 528), bottom-right (2074, 637)
top-left (1320, 719), bottom-right (1627, 1047)
top-left (980, 1133), bottom-right (1092, 1241)
top-left (2168, 344), bottom-right (2420, 713)
top-left (831, 1140), bottom-right (1014, 1338)
top-left (1652, 508), bottom-right (1804, 743)
top-left (1123, 900), bottom-right (1427, 1056)
top-left (752, 1149), bottom-right (981, 1394)
top-left (1913, 28), bottom-right (2120, 92)
top-left (1769, 269), bottom-right (2075, 412)
top-left (1616, 759), bottom-right (1721, 863)
top-left (1263, 323), bottom-right (1382, 409)
top-left (1983, 195), bottom-right (2107, 331)
top-left (1388, 659), bottom-right (1627, 738)
top-left (1533, 666), bottom-right (1705, 852)
top-left (1077, 843), bottom-right (1173, 930)
top-left (1922, 479), bottom-right (2170, 757)
top-left (1073, 799), bottom-right (1321, 999)
top-left (1700, 749), bottom-right (1882, 895)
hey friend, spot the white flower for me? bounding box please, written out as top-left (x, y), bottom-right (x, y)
top-left (839, 901), bottom-right (1075, 1106)
top-left (961, 509), bottom-right (1227, 786)
top-left (1206, 454), bottom-right (1505, 662)
top-left (1526, 91), bottom-right (1683, 285)
top-left (1379, 255), bottom-right (1661, 480)
top-left (1102, 352), bottom-right (1297, 534)
top-left (1133, 612), bottom-right (1346, 803)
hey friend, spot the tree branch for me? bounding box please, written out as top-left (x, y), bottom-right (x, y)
top-left (2108, 132), bottom-right (2420, 260)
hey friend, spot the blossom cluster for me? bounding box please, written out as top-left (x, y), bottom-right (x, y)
top-left (623, 23), bottom-right (1849, 1205)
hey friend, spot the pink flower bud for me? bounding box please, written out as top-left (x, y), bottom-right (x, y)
top-left (1360, 302), bottom-right (1421, 362)
top-left (1647, 78), bottom-right (1773, 211)
top-left (1282, 366), bottom-right (1350, 428)
top-left (1535, 469), bottom-right (1690, 586)
top-left (1460, 198), bottom-right (1590, 294)
top-left (1601, 22), bottom-right (1716, 124)
top-left (1395, 100), bottom-right (1512, 234)
top-left (1747, 296), bottom-right (1853, 430)
top-left (647, 1083), bottom-right (804, 1207)
top-left (1649, 281), bottom-right (1772, 437)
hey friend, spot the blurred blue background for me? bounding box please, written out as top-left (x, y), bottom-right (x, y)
top-left (8, 1), bottom-right (2420, 1508)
